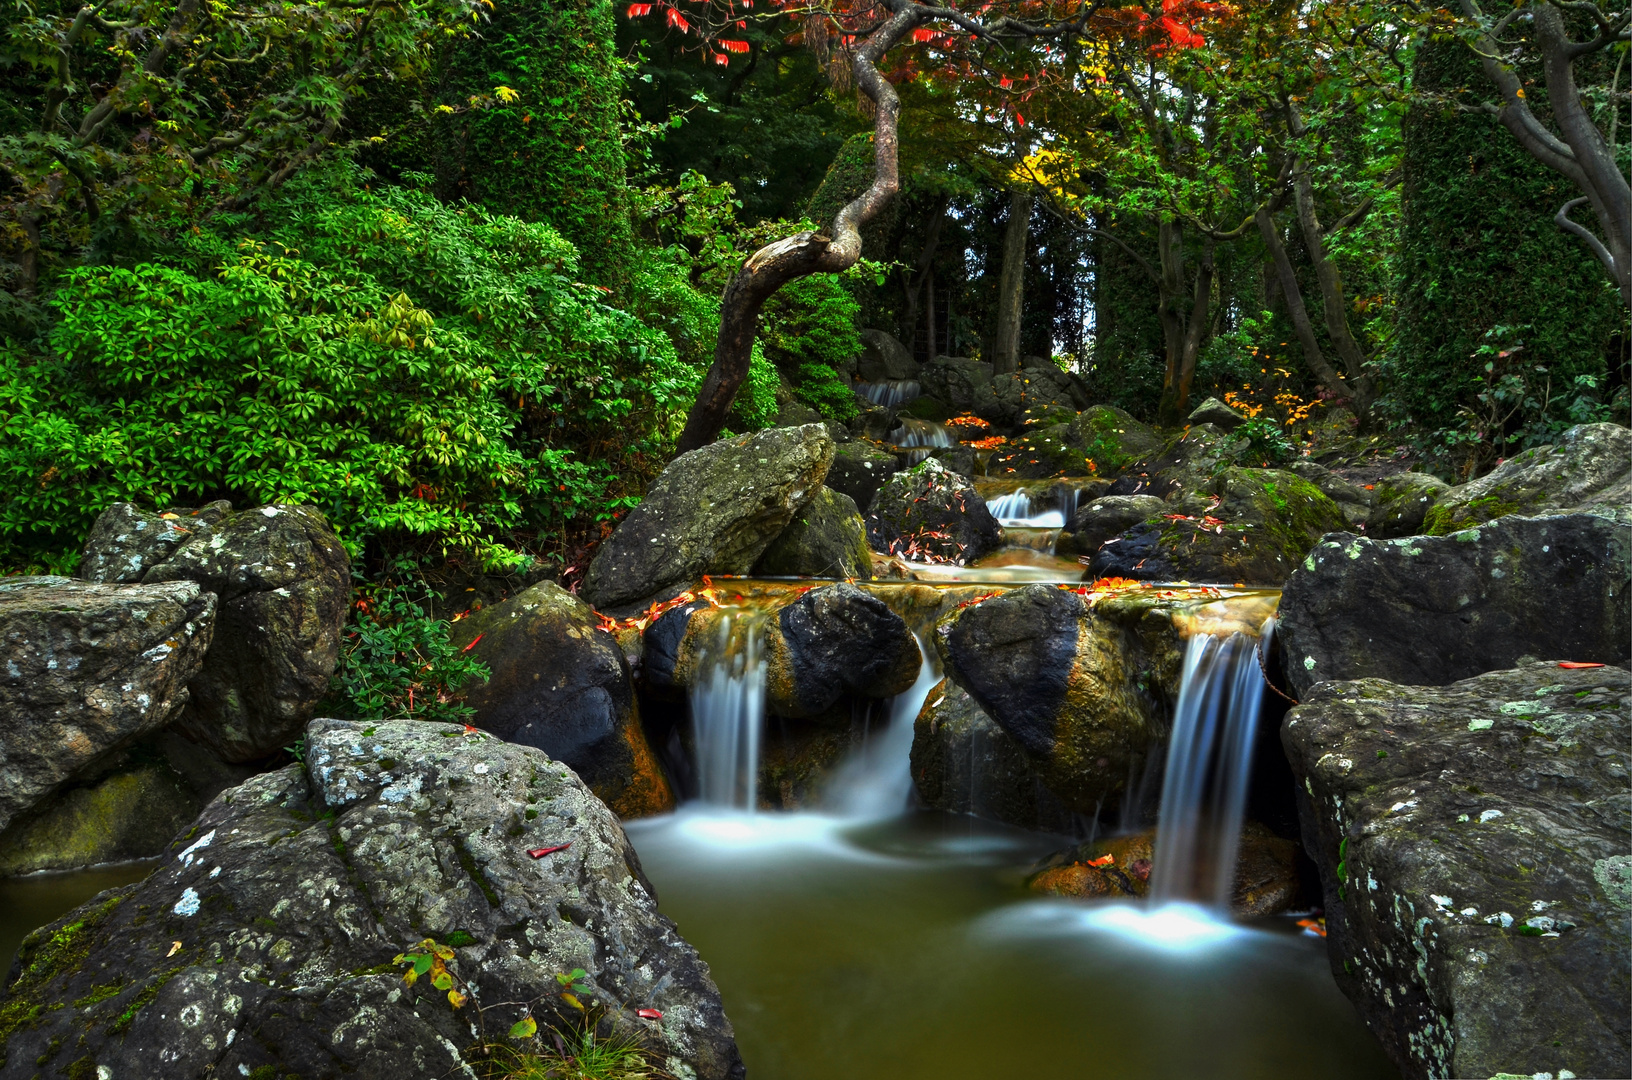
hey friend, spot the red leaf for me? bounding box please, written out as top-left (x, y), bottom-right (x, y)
top-left (638, 1008), bottom-right (663, 1019)
top-left (1558, 662), bottom-right (1606, 669)
top-left (464, 724), bottom-right (480, 734)
top-left (528, 843), bottom-right (572, 859)
top-left (665, 7), bottom-right (689, 31)
top-left (912, 27), bottom-right (934, 42)
top-left (721, 38), bottom-right (750, 52)
top-left (626, 2), bottom-right (652, 14)
top-left (460, 632), bottom-right (484, 653)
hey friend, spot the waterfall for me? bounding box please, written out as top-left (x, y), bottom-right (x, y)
top-left (855, 380), bottom-right (922, 408)
top-left (689, 614), bottom-right (768, 809)
top-left (887, 418), bottom-right (956, 449)
top-left (823, 636), bottom-right (941, 817)
top-left (1147, 626), bottom-right (1269, 907)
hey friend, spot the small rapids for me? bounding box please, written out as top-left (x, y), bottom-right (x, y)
top-left (854, 379), bottom-right (922, 408)
top-left (822, 635), bottom-right (943, 817)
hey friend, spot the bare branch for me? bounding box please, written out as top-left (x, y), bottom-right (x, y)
top-left (1554, 196), bottom-right (1620, 278)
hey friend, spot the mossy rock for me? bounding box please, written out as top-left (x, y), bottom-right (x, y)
top-left (753, 486), bottom-right (872, 580)
top-left (986, 423), bottom-right (1097, 480)
top-left (1364, 471), bottom-right (1451, 538)
top-left (0, 761), bottom-right (199, 876)
top-left (1425, 422), bottom-right (1632, 534)
top-left (902, 395), bottom-right (950, 422)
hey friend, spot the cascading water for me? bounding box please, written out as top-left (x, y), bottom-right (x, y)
top-left (888, 418), bottom-right (956, 449)
top-left (855, 379), bottom-right (922, 408)
top-left (823, 636), bottom-right (941, 817)
top-left (987, 490), bottom-right (1066, 528)
top-left (1147, 625), bottom-right (1270, 907)
top-left (689, 613), bottom-right (769, 809)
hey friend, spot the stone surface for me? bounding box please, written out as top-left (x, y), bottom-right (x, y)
top-left (1365, 471), bottom-right (1451, 538)
top-left (856, 328), bottom-right (919, 382)
top-left (865, 458), bottom-right (1004, 564)
top-left (985, 423), bottom-right (1097, 479)
top-left (583, 424), bottom-right (834, 611)
top-left (450, 581), bottom-right (674, 819)
top-left (1427, 422), bottom-right (1632, 534)
top-left (916, 356), bottom-right (993, 412)
top-left (1068, 405), bottom-right (1164, 474)
top-left (824, 439), bottom-right (901, 511)
top-left (0, 756), bottom-right (197, 876)
top-left (752, 486), bottom-right (873, 580)
top-left (143, 503), bottom-right (351, 762)
top-left (1088, 467), bottom-right (1348, 586)
top-left (1069, 495), bottom-right (1168, 561)
top-left (766, 583), bottom-right (920, 718)
top-left (77, 501), bottom-right (226, 584)
top-left (1187, 396), bottom-right (1248, 431)
top-left (972, 369), bottom-right (1079, 431)
top-left (1282, 662), bottom-right (1631, 1080)
top-left (1279, 514), bottom-right (1631, 699)
top-left (1289, 460), bottom-right (1374, 530)
top-left (0, 718), bottom-right (743, 1079)
top-left (0, 577), bottom-right (215, 835)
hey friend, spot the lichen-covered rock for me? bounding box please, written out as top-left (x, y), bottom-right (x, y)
top-left (450, 582), bottom-right (673, 819)
top-left (1068, 495), bottom-right (1167, 561)
top-left (1088, 468), bottom-right (1348, 586)
top-left (909, 678), bottom-right (1076, 833)
top-left (865, 458), bottom-right (1003, 563)
top-left (857, 328), bottom-right (918, 382)
top-left (0, 718), bottom-right (744, 1079)
top-left (824, 439), bottom-right (901, 511)
top-left (1187, 396), bottom-right (1248, 432)
top-left (1426, 422), bottom-right (1632, 534)
top-left (972, 369), bottom-right (1079, 431)
top-left (77, 501), bottom-right (229, 584)
top-left (1364, 472), bottom-right (1451, 538)
top-left (917, 356), bottom-right (993, 412)
top-left (1279, 514), bottom-right (1631, 699)
top-left (143, 503), bottom-right (351, 762)
top-left (0, 577), bottom-right (215, 834)
top-left (1289, 461), bottom-right (1374, 530)
top-left (1281, 663), bottom-right (1631, 1080)
top-left (583, 424), bottom-right (834, 611)
top-left (752, 486), bottom-right (872, 580)
top-left (765, 583), bottom-right (920, 718)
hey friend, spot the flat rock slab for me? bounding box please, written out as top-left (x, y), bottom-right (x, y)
top-left (0, 576), bottom-right (214, 834)
top-left (1280, 514), bottom-right (1631, 698)
top-left (1282, 662), bottom-right (1631, 1080)
top-left (0, 717), bottom-right (743, 1079)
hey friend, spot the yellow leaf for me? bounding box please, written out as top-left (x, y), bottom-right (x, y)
top-left (447, 989), bottom-right (468, 1008)
top-left (561, 993), bottom-right (584, 1011)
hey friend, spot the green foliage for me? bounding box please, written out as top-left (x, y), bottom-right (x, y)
top-left (761, 275), bottom-right (862, 422)
top-left (729, 345), bottom-right (781, 434)
top-left (324, 585), bottom-right (488, 725)
top-left (1238, 418), bottom-right (1297, 465)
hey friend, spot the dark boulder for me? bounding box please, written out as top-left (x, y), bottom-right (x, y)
top-left (767, 583), bottom-right (920, 717)
top-left (0, 577), bottom-right (215, 834)
top-left (1364, 471), bottom-right (1451, 538)
top-left (451, 581), bottom-right (674, 819)
top-left (1279, 514), bottom-right (1631, 699)
top-left (857, 328), bottom-right (919, 382)
top-left (1289, 460), bottom-right (1374, 530)
top-left (825, 439), bottom-right (901, 511)
top-left (752, 486), bottom-right (873, 580)
top-left (77, 500), bottom-right (229, 584)
top-left (1067, 406), bottom-right (1163, 475)
top-left (985, 423), bottom-right (1096, 479)
top-left (1069, 495), bottom-right (1167, 561)
top-left (582, 424), bottom-right (834, 612)
top-left (866, 458), bottom-right (1004, 563)
top-left (0, 717), bottom-right (744, 1079)
top-left (972, 369), bottom-right (1079, 431)
top-left (1187, 396), bottom-right (1248, 432)
top-left (1282, 662), bottom-right (1631, 1080)
top-left (917, 356), bottom-right (994, 413)
top-left (143, 503), bottom-right (351, 762)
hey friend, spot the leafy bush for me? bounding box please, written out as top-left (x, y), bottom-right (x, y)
top-left (1237, 417), bottom-right (1297, 465)
top-left (324, 587), bottom-right (489, 725)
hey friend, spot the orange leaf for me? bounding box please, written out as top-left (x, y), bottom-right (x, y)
top-left (1086, 854), bottom-right (1115, 867)
top-left (1558, 661), bottom-right (1605, 669)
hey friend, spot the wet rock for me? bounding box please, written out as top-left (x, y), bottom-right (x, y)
top-left (986, 423), bottom-right (1095, 479)
top-left (1187, 396), bottom-right (1248, 432)
top-left (1069, 495), bottom-right (1168, 561)
top-left (1288, 461), bottom-right (1374, 530)
top-left (1364, 471), bottom-right (1451, 538)
top-left (638, 600), bottom-right (718, 701)
top-left (825, 439), bottom-right (901, 511)
top-left (143, 504), bottom-right (351, 762)
top-left (849, 401), bottom-right (898, 442)
top-left (0, 577), bottom-right (215, 834)
top-left (972, 369), bottom-right (1078, 431)
top-left (450, 581), bottom-right (674, 819)
top-left (767, 583), bottom-right (920, 717)
top-left (910, 679), bottom-right (1077, 833)
top-left (865, 458), bottom-right (1004, 563)
top-left (926, 444), bottom-right (980, 478)
top-left (0, 717), bottom-right (744, 1079)
top-left (1088, 468), bottom-right (1347, 586)
top-left (77, 501), bottom-right (227, 583)
top-left (857, 328), bottom-right (919, 382)
top-left (1282, 662), bottom-right (1631, 1080)
top-left (753, 486), bottom-right (873, 580)
top-left (758, 711), bottom-right (862, 810)
top-left (0, 757), bottom-right (197, 876)
top-left (1427, 422), bottom-right (1632, 534)
top-left (917, 356), bottom-right (994, 413)
top-left (1279, 514), bottom-right (1631, 699)
top-left (936, 585), bottom-right (1157, 813)
top-left (583, 424), bottom-right (834, 611)
top-left (901, 394), bottom-right (950, 421)
top-left (1068, 406), bottom-right (1163, 473)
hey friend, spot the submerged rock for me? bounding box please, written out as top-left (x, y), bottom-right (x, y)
top-left (1279, 514), bottom-right (1631, 699)
top-left (865, 457), bottom-right (1003, 563)
top-left (582, 424), bottom-right (834, 611)
top-left (752, 486), bottom-right (873, 580)
top-left (1426, 422), bottom-right (1632, 534)
top-left (1363, 471), bottom-right (1451, 538)
top-left (1281, 662), bottom-right (1631, 1080)
top-left (451, 581), bottom-right (674, 819)
top-left (0, 577), bottom-right (215, 834)
top-left (767, 583), bottom-right (920, 718)
top-left (0, 718), bottom-right (744, 1079)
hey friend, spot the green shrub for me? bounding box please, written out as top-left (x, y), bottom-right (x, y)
top-left (323, 586), bottom-right (489, 725)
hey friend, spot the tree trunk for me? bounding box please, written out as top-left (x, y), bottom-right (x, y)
top-left (1154, 217), bottom-right (1215, 425)
top-left (902, 202), bottom-right (946, 359)
top-left (992, 187), bottom-right (1034, 374)
top-left (1254, 204), bottom-right (1354, 419)
top-left (674, 2), bottom-right (929, 453)
top-left (1291, 170), bottom-right (1377, 424)
top-left (925, 268), bottom-right (936, 362)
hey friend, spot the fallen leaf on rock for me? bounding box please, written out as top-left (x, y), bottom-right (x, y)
top-left (1557, 662), bottom-right (1605, 669)
top-left (1085, 854), bottom-right (1115, 868)
top-left (528, 843), bottom-right (572, 859)
top-left (167, 941), bottom-right (183, 957)
top-left (638, 1009), bottom-right (664, 1019)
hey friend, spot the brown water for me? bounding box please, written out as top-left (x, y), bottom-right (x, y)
top-left (0, 861), bottom-right (158, 972)
top-left (626, 809), bottom-right (1399, 1080)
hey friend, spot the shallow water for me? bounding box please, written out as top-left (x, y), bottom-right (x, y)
top-left (0, 861), bottom-right (158, 972)
top-left (626, 809), bottom-right (1399, 1080)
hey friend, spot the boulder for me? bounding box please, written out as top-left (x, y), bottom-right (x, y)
top-left (1289, 460), bottom-right (1374, 530)
top-left (849, 401), bottom-right (898, 442)
top-left (1282, 662), bottom-right (1631, 1080)
top-left (909, 679), bottom-right (1077, 833)
top-left (766, 583), bottom-right (920, 717)
top-left (775, 398), bottom-right (823, 426)
top-left (1069, 495), bottom-right (1168, 560)
top-left (1089, 467), bottom-right (1348, 586)
top-left (0, 756), bottom-right (197, 876)
top-left (1364, 471), bottom-right (1451, 538)
top-left (856, 329), bottom-right (919, 382)
top-left (972, 370), bottom-right (1078, 431)
top-left (753, 486), bottom-right (873, 580)
top-left (76, 500), bottom-right (230, 584)
top-left (865, 458), bottom-right (1004, 564)
top-left (985, 423), bottom-right (1096, 479)
top-left (142, 503), bottom-right (351, 762)
top-left (926, 445), bottom-right (980, 478)
top-left (0, 718), bottom-right (744, 1079)
top-left (825, 439), bottom-right (901, 511)
top-left (1426, 422), bottom-right (1632, 534)
top-left (935, 585), bottom-right (1157, 813)
top-left (1147, 423), bottom-right (1248, 496)
top-left (0, 577), bottom-right (215, 834)
top-left (583, 424), bottom-right (834, 611)
top-left (917, 356), bottom-right (994, 413)
top-left (1279, 514), bottom-right (1631, 699)
top-left (1187, 396), bottom-right (1248, 432)
top-left (450, 581), bottom-right (674, 819)
top-left (1068, 406), bottom-right (1163, 474)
